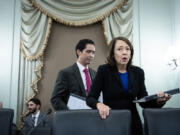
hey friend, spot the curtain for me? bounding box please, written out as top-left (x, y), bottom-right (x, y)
top-left (18, 0), bottom-right (132, 128)
top-left (103, 0), bottom-right (133, 44)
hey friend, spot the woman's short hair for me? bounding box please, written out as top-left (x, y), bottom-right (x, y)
top-left (106, 36), bottom-right (134, 69)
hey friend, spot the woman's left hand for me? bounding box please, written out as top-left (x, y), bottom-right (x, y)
top-left (157, 91), bottom-right (172, 104)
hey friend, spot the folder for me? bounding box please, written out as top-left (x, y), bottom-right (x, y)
top-left (133, 88), bottom-right (180, 103)
top-left (67, 93), bottom-right (91, 109)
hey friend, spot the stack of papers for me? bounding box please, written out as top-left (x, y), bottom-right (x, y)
top-left (67, 93), bottom-right (91, 109)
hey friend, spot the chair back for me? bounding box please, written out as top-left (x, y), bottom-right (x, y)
top-left (0, 108), bottom-right (14, 135)
top-left (23, 127), bottom-right (51, 135)
top-left (52, 109), bottom-right (131, 135)
top-left (143, 108), bottom-right (180, 135)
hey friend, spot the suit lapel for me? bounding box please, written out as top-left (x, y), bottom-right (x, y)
top-left (36, 112), bottom-right (43, 127)
top-left (111, 66), bottom-right (135, 95)
top-left (28, 114), bottom-right (34, 127)
top-left (89, 68), bottom-right (95, 80)
top-left (111, 66), bottom-right (124, 93)
top-left (72, 63), bottom-right (86, 96)
top-left (127, 68), bottom-right (134, 95)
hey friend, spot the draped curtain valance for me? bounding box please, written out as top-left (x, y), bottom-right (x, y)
top-left (31, 0), bottom-right (128, 26)
top-left (18, 0), bottom-right (132, 129)
top-left (20, 0), bottom-right (131, 61)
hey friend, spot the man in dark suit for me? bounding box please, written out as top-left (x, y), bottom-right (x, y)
top-left (51, 39), bottom-right (96, 111)
top-left (24, 98), bottom-right (51, 128)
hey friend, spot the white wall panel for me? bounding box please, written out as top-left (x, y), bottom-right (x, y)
top-left (133, 0), bottom-right (180, 109)
top-left (0, 0), bottom-right (20, 122)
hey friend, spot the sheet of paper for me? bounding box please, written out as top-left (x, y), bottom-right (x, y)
top-left (67, 94), bottom-right (91, 109)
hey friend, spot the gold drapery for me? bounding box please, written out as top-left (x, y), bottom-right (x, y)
top-left (30, 0), bottom-right (128, 26)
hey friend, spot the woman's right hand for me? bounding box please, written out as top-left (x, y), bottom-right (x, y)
top-left (96, 102), bottom-right (110, 119)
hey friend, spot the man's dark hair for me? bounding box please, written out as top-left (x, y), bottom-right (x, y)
top-left (75, 39), bottom-right (95, 58)
top-left (28, 98), bottom-right (41, 107)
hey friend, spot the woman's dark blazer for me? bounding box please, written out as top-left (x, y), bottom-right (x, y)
top-left (86, 64), bottom-right (164, 135)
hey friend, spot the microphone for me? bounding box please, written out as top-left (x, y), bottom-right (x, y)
top-left (46, 108), bottom-right (52, 115)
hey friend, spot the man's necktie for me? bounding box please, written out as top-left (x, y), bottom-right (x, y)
top-left (31, 116), bottom-right (36, 127)
top-left (83, 68), bottom-right (92, 94)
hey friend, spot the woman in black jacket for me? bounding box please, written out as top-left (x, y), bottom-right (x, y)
top-left (86, 36), bottom-right (171, 135)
